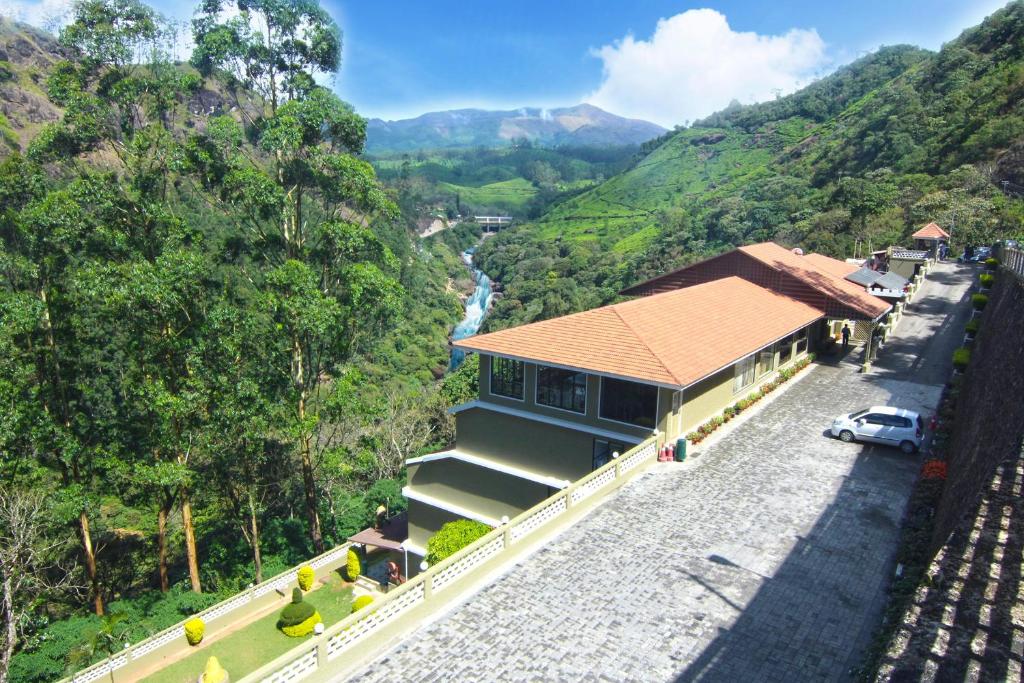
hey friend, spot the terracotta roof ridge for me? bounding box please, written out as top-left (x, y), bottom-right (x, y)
top-left (609, 301), bottom-right (682, 386)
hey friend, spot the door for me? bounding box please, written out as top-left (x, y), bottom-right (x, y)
top-left (592, 439), bottom-right (625, 470)
top-left (856, 413), bottom-right (889, 443)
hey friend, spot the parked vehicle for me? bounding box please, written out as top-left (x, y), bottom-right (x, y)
top-left (830, 406), bottom-right (923, 453)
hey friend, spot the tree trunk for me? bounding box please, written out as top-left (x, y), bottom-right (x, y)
top-left (180, 488), bottom-right (202, 593)
top-left (293, 334), bottom-right (323, 554)
top-left (79, 510), bottom-right (103, 615)
top-left (248, 495), bottom-right (262, 584)
top-left (1, 574), bottom-right (16, 683)
top-left (156, 492), bottom-right (172, 592)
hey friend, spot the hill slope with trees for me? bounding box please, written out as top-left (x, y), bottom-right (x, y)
top-left (477, 2), bottom-right (1024, 331)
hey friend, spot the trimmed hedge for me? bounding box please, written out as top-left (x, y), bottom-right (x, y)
top-left (184, 617), bottom-right (205, 646)
top-left (352, 595), bottom-right (374, 613)
top-left (952, 347), bottom-right (971, 372)
top-left (979, 273), bottom-right (994, 288)
top-left (297, 565), bottom-right (314, 591)
top-left (281, 611), bottom-right (322, 637)
top-left (425, 519), bottom-right (492, 565)
top-left (346, 548), bottom-right (361, 581)
top-left (972, 293), bottom-right (989, 310)
top-left (279, 587), bottom-right (315, 630)
top-left (984, 257), bottom-right (999, 270)
top-left (965, 318), bottom-right (979, 335)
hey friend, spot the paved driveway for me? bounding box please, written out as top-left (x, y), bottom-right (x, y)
top-left (344, 262), bottom-right (973, 683)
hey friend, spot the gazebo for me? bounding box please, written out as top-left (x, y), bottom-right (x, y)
top-left (911, 222), bottom-right (950, 258)
top-left (347, 512), bottom-right (410, 584)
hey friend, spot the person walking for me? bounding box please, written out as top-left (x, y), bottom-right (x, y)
top-left (841, 323), bottom-right (851, 351)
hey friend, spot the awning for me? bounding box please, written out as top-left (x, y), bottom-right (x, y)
top-left (347, 512), bottom-right (408, 551)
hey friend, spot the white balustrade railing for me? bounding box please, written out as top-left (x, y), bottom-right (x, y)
top-left (241, 434), bottom-right (660, 683)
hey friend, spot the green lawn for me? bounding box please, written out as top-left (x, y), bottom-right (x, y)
top-left (142, 573), bottom-right (354, 683)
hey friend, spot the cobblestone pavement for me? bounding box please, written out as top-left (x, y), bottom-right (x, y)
top-left (343, 263), bottom-right (973, 683)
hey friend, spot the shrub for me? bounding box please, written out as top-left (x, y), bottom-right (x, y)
top-left (710, 415), bottom-right (725, 428)
top-left (346, 548), bottom-right (361, 581)
top-left (352, 595), bottom-right (374, 613)
top-left (184, 618), bottom-right (205, 646)
top-left (685, 431), bottom-right (700, 444)
top-left (297, 566), bottom-right (314, 591)
top-left (747, 391), bottom-right (761, 404)
top-left (425, 519), bottom-right (492, 565)
top-left (723, 406), bottom-right (737, 418)
top-left (732, 401), bottom-right (743, 413)
top-left (971, 294), bottom-right (988, 311)
top-left (979, 273), bottom-right (994, 288)
top-left (952, 347), bottom-right (971, 372)
top-left (279, 588), bottom-right (319, 636)
top-left (280, 611), bottom-right (321, 637)
top-left (965, 319), bottom-right (979, 335)
top-left (984, 257), bottom-right (999, 270)
top-left (202, 657), bottom-right (227, 683)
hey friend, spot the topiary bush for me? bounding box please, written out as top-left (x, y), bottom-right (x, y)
top-left (984, 257), bottom-right (999, 271)
top-left (278, 588), bottom-right (320, 637)
top-left (297, 566), bottom-right (314, 591)
top-left (952, 347), bottom-right (971, 372)
top-left (972, 293), bottom-right (989, 310)
top-left (425, 519), bottom-right (492, 565)
top-left (352, 595), bottom-right (374, 613)
top-left (979, 273), bottom-right (994, 288)
top-left (346, 548), bottom-right (361, 581)
top-left (201, 656), bottom-right (227, 683)
top-left (184, 617), bottom-right (205, 646)
top-left (965, 318), bottom-right (979, 335)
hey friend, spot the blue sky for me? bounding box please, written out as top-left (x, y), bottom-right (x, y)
top-left (0, 0), bottom-right (1010, 126)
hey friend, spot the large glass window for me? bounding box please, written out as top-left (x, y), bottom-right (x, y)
top-left (536, 365), bottom-right (587, 413)
top-left (489, 356), bottom-right (524, 400)
top-left (733, 354), bottom-right (756, 393)
top-left (778, 334), bottom-right (794, 365)
top-left (795, 327), bottom-right (808, 354)
top-left (599, 377), bottom-right (657, 428)
top-left (758, 345), bottom-right (775, 376)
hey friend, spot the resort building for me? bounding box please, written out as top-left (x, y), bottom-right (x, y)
top-left (402, 242), bottom-right (894, 561)
top-left (911, 222), bottom-right (950, 258)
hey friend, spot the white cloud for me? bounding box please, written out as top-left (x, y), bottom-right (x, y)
top-left (586, 9), bottom-right (829, 128)
top-left (0, 0), bottom-right (72, 32)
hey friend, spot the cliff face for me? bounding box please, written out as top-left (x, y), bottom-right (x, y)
top-left (932, 265), bottom-right (1024, 549)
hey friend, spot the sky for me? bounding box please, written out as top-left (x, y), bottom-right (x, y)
top-left (0, 0), bottom-right (1011, 128)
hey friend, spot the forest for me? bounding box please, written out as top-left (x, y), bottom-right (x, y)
top-left (0, 2), bottom-right (479, 681)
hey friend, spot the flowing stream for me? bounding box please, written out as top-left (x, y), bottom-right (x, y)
top-left (449, 247), bottom-right (494, 370)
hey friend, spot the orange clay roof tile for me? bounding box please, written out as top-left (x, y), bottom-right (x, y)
top-left (454, 277), bottom-right (823, 388)
top-left (912, 222), bottom-right (950, 239)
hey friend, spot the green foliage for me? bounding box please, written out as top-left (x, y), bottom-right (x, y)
top-left (985, 257), bottom-right (999, 270)
top-left (297, 566), bottom-right (315, 591)
top-left (979, 272), bottom-right (995, 287)
top-left (965, 318), bottom-right (980, 335)
top-left (184, 617), bottom-right (205, 646)
top-left (278, 590), bottom-right (315, 628)
top-left (280, 611), bottom-right (321, 637)
top-left (440, 353), bottom-right (479, 407)
top-left (346, 548), bottom-right (361, 581)
top-left (425, 519), bottom-right (492, 566)
top-left (352, 595), bottom-right (374, 612)
top-left (972, 294), bottom-right (989, 310)
top-left (953, 347), bottom-right (972, 371)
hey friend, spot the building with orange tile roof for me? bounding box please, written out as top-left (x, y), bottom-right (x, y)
top-left (910, 222), bottom-right (950, 258)
top-left (402, 271), bottom-right (827, 560)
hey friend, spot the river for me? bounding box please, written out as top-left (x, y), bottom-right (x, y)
top-left (448, 247), bottom-right (494, 370)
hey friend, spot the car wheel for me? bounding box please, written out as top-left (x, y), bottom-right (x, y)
top-left (900, 440), bottom-right (917, 454)
top-left (838, 430), bottom-right (855, 443)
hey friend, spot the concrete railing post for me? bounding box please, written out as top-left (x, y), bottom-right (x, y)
top-left (316, 638), bottom-right (328, 668)
top-left (423, 573), bottom-right (433, 601)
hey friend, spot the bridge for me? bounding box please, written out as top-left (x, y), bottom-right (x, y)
top-left (474, 215), bottom-right (514, 232)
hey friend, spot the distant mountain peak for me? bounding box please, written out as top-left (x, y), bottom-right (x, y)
top-left (365, 104), bottom-right (666, 153)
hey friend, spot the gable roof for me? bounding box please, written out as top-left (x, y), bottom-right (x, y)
top-left (454, 277), bottom-right (823, 389)
top-left (735, 243), bottom-right (891, 319)
top-left (846, 266), bottom-right (883, 287)
top-left (802, 253), bottom-right (860, 279)
top-left (912, 222), bottom-right (950, 239)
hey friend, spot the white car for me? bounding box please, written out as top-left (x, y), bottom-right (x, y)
top-left (831, 406), bottom-right (923, 454)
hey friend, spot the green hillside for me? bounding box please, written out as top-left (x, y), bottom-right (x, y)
top-left (477, 3), bottom-right (1024, 331)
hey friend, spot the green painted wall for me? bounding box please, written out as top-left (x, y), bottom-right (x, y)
top-left (406, 499), bottom-right (467, 550)
top-left (407, 457), bottom-right (548, 525)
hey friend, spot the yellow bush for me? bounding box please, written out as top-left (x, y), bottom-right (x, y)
top-left (297, 565), bottom-right (314, 591)
top-left (280, 610), bottom-right (321, 637)
top-left (201, 656), bottom-right (227, 683)
top-left (184, 617), bottom-right (205, 646)
top-left (346, 548), bottom-right (361, 581)
top-left (352, 595), bottom-right (374, 613)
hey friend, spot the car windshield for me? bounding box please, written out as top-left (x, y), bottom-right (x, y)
top-left (849, 408), bottom-right (870, 419)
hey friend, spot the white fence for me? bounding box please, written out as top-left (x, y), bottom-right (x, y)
top-left (241, 436), bottom-right (660, 683)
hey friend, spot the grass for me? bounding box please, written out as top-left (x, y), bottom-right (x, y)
top-left (438, 177), bottom-right (537, 211)
top-left (141, 573), bottom-right (354, 683)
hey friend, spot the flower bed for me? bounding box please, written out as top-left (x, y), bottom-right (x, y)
top-left (685, 355), bottom-right (814, 445)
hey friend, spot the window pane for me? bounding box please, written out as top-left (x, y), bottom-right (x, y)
top-left (536, 365), bottom-right (587, 413)
top-left (733, 354), bottom-right (756, 393)
top-left (759, 346), bottom-right (775, 375)
top-left (796, 327), bottom-right (808, 354)
top-left (490, 357), bottom-right (524, 399)
top-left (599, 378), bottom-right (657, 428)
top-left (779, 335), bottom-right (794, 364)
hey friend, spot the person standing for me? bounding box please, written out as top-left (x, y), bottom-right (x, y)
top-left (841, 323), bottom-right (851, 351)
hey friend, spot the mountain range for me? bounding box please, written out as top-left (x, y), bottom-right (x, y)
top-left (365, 103), bottom-right (666, 153)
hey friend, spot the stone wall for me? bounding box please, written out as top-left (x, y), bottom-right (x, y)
top-left (930, 266), bottom-right (1024, 549)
